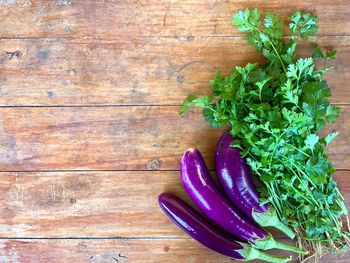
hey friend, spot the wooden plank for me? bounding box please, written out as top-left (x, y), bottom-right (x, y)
top-left (0, 1), bottom-right (350, 38)
top-left (0, 238), bottom-right (348, 262)
top-left (0, 37), bottom-right (349, 106)
top-left (0, 171), bottom-right (187, 237)
top-left (0, 106), bottom-right (349, 171)
top-left (0, 106), bottom-right (222, 171)
top-left (0, 106), bottom-right (342, 170)
top-left (2, 238), bottom-right (349, 263)
top-left (0, 238), bottom-right (235, 263)
top-left (0, 171), bottom-right (348, 238)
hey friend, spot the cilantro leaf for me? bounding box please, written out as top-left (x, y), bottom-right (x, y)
top-left (304, 134), bottom-right (319, 151)
top-left (281, 79), bottom-right (298, 106)
top-left (326, 49), bottom-right (337, 59)
top-left (311, 43), bottom-right (325, 59)
top-left (264, 12), bottom-right (284, 40)
top-left (324, 131), bottom-right (339, 147)
top-left (180, 94), bottom-right (197, 115)
top-left (289, 11), bottom-right (318, 40)
top-left (180, 95), bottom-right (213, 115)
top-left (233, 8), bottom-right (261, 32)
top-left (325, 105), bottom-right (340, 123)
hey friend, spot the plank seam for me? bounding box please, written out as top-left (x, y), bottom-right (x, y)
top-left (0, 105), bottom-right (182, 108)
top-left (0, 169), bottom-right (180, 173)
top-left (0, 237), bottom-right (188, 240)
top-left (0, 237), bottom-right (294, 242)
top-left (0, 169), bottom-right (349, 173)
top-left (0, 103), bottom-right (349, 108)
top-left (1, 35), bottom-right (350, 41)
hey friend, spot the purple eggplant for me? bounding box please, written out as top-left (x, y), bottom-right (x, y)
top-left (215, 132), bottom-right (295, 239)
top-left (159, 193), bottom-right (292, 262)
top-left (181, 148), bottom-right (306, 254)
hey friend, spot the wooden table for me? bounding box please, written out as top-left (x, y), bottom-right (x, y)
top-left (0, 1), bottom-right (349, 262)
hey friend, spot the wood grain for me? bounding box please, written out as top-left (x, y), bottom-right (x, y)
top-left (0, 238), bottom-right (310, 263)
top-left (0, 1), bottom-right (349, 38)
top-left (0, 37), bottom-right (349, 106)
top-left (0, 171), bottom-right (187, 237)
top-left (0, 106), bottom-right (223, 171)
top-left (1, 239), bottom-right (349, 263)
top-left (1, 1), bottom-right (350, 262)
top-left (0, 171), bottom-right (348, 238)
top-left (0, 106), bottom-right (349, 171)
top-left (0, 238), bottom-right (235, 263)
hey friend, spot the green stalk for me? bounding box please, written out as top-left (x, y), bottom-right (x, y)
top-left (238, 244), bottom-right (292, 262)
top-left (253, 234), bottom-right (308, 255)
top-left (248, 24), bottom-right (287, 74)
top-left (253, 209), bottom-right (295, 239)
top-left (266, 183), bottom-right (283, 218)
top-left (286, 142), bottom-right (311, 157)
top-left (268, 125), bottom-right (291, 169)
top-left (279, 160), bottom-right (316, 205)
top-left (280, 159), bottom-right (322, 209)
top-left (324, 199), bottom-right (342, 234)
top-left (291, 162), bottom-right (317, 188)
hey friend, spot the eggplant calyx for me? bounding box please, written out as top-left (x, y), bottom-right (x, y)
top-left (252, 208), bottom-right (295, 239)
top-left (238, 243), bottom-right (292, 262)
top-left (252, 234), bottom-right (308, 255)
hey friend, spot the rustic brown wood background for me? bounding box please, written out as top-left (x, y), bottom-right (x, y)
top-left (0, 1), bottom-right (349, 262)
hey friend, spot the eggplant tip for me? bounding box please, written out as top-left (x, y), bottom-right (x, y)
top-left (181, 148), bottom-right (198, 160)
top-left (158, 193), bottom-right (165, 202)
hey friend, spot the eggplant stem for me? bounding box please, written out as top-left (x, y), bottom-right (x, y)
top-left (273, 240), bottom-right (309, 255)
top-left (273, 221), bottom-right (296, 239)
top-left (253, 234), bottom-right (308, 255)
top-left (252, 209), bottom-right (295, 239)
top-left (238, 244), bottom-right (292, 263)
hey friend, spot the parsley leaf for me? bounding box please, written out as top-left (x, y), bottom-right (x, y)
top-left (311, 43), bottom-right (325, 59)
top-left (289, 11), bottom-right (318, 40)
top-left (304, 134), bottom-right (319, 152)
top-left (180, 94), bottom-right (213, 115)
top-left (324, 131), bottom-right (339, 147)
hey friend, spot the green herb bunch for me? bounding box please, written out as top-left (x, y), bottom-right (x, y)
top-left (181, 9), bottom-right (350, 255)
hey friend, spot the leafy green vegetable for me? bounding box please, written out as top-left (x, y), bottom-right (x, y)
top-left (181, 9), bottom-right (349, 255)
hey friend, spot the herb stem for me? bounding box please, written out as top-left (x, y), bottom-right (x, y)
top-left (291, 162), bottom-right (317, 188)
top-left (286, 143), bottom-right (311, 157)
top-left (281, 160), bottom-right (321, 207)
top-left (248, 24), bottom-right (287, 74)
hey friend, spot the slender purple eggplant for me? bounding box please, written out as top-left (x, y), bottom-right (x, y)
top-left (159, 193), bottom-right (291, 262)
top-left (181, 148), bottom-right (306, 254)
top-left (215, 132), bottom-right (295, 239)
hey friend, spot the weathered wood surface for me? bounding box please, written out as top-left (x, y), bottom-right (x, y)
top-left (0, 238), bottom-right (349, 263)
top-left (0, 106), bottom-right (223, 171)
top-left (0, 37), bottom-right (349, 105)
top-left (1, 1), bottom-right (350, 262)
top-left (0, 238), bottom-right (237, 263)
top-left (0, 171), bottom-right (348, 238)
top-left (0, 171), bottom-right (188, 237)
top-left (0, 106), bottom-right (349, 171)
top-left (0, 0), bottom-right (350, 38)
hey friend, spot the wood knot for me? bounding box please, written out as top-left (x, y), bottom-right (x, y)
top-left (163, 246), bottom-right (170, 252)
top-left (177, 75), bottom-right (185, 83)
top-left (146, 157), bottom-right (162, 171)
top-left (6, 51), bottom-right (22, 60)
